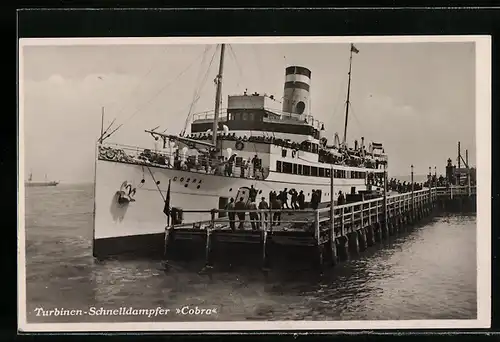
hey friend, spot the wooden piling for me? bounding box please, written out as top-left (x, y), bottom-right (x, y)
top-left (205, 211), bottom-right (215, 267)
top-left (366, 224), bottom-right (375, 246)
top-left (337, 236), bottom-right (349, 261)
top-left (358, 229), bottom-right (367, 251)
top-left (348, 232), bottom-right (359, 256)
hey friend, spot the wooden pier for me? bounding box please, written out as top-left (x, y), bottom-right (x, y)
top-left (162, 184), bottom-right (476, 271)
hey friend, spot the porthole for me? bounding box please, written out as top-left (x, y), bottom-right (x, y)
top-left (173, 177), bottom-right (177, 181)
top-left (198, 180), bottom-right (202, 184)
top-left (180, 178), bottom-right (184, 182)
top-left (184, 184), bottom-right (188, 188)
top-left (156, 181), bottom-right (161, 185)
top-left (192, 179), bottom-right (197, 183)
top-left (197, 185), bottom-right (201, 189)
top-left (229, 188), bottom-right (232, 192)
top-left (186, 178), bottom-right (190, 182)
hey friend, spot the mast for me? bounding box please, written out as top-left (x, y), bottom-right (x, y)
top-left (342, 44), bottom-right (356, 147)
top-left (100, 106), bottom-right (104, 144)
top-left (211, 44), bottom-right (226, 147)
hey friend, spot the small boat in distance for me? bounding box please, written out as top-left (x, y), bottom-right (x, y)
top-left (25, 171), bottom-right (59, 187)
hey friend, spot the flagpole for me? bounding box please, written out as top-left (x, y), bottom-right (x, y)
top-left (166, 179), bottom-right (171, 227)
top-left (342, 44), bottom-right (355, 148)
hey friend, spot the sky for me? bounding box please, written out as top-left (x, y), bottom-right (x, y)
top-left (20, 40), bottom-right (476, 183)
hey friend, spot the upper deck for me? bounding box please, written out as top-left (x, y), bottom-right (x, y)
top-left (191, 94), bottom-right (324, 140)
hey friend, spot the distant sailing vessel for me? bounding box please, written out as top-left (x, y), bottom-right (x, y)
top-left (92, 43), bottom-right (388, 256)
top-left (25, 171), bottom-right (59, 187)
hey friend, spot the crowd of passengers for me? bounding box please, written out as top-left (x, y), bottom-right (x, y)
top-left (222, 186), bottom-right (345, 231)
top-left (186, 132), bottom-right (387, 169)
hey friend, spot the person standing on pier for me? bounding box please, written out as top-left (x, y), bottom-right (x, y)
top-left (225, 197), bottom-right (236, 231)
top-left (235, 197), bottom-right (247, 230)
top-left (337, 191), bottom-right (345, 205)
top-left (271, 196), bottom-right (282, 226)
top-left (248, 200), bottom-right (259, 231)
top-left (258, 196), bottom-right (269, 228)
top-left (281, 188), bottom-right (290, 209)
top-left (290, 189), bottom-right (299, 210)
top-left (298, 190), bottom-right (305, 210)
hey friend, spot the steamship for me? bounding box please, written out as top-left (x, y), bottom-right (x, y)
top-left (92, 43), bottom-right (388, 257)
top-left (25, 171), bottom-right (59, 187)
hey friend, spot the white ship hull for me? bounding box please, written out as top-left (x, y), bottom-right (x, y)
top-left (93, 158), bottom-right (372, 258)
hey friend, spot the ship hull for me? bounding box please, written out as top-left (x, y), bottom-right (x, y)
top-left (93, 159), bottom-right (372, 258)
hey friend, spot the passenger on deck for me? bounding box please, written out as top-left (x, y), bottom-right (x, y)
top-left (249, 185), bottom-right (257, 202)
top-left (225, 198), bottom-right (236, 231)
top-left (337, 191), bottom-right (345, 205)
top-left (235, 197), bottom-right (247, 230)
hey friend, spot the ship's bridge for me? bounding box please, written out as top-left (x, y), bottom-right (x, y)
top-left (190, 93), bottom-right (324, 141)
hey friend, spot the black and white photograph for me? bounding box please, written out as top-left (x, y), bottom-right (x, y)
top-left (18, 36), bottom-right (491, 332)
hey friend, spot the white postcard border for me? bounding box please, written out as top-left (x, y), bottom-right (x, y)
top-left (18, 35), bottom-right (491, 332)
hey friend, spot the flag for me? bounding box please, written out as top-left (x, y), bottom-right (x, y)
top-left (163, 179), bottom-right (171, 224)
top-left (351, 44), bottom-right (359, 54)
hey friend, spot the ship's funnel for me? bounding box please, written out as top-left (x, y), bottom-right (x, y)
top-left (282, 66), bottom-right (311, 117)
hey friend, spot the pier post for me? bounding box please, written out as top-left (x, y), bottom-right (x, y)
top-left (329, 168), bottom-right (337, 265)
top-left (163, 226), bottom-right (172, 258)
top-left (411, 164), bottom-right (415, 221)
top-left (383, 164), bottom-right (388, 238)
top-left (205, 210), bottom-right (216, 268)
top-left (261, 224), bottom-right (269, 270)
top-left (348, 232), bottom-right (359, 256)
top-left (337, 236), bottom-right (349, 261)
top-left (315, 210), bottom-right (324, 270)
top-left (374, 222), bottom-right (382, 243)
top-left (366, 224), bottom-right (375, 246)
top-left (358, 229), bottom-right (367, 251)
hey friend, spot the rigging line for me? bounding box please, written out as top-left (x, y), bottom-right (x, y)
top-left (97, 118), bottom-right (117, 142)
top-left (346, 102), bottom-right (364, 139)
top-left (228, 44), bottom-right (244, 88)
top-left (181, 46), bottom-right (218, 135)
top-left (105, 48), bottom-right (208, 140)
top-left (146, 166), bottom-right (165, 201)
top-left (110, 45), bottom-right (172, 121)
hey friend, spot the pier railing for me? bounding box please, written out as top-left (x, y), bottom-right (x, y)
top-left (166, 186), bottom-right (475, 236)
top-left (163, 185), bottom-right (476, 268)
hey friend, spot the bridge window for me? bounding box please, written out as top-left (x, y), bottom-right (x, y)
top-left (282, 149), bottom-right (287, 158)
top-left (242, 113), bottom-right (248, 120)
top-left (293, 164), bottom-right (298, 174)
top-left (325, 168), bottom-right (331, 178)
top-left (283, 162), bottom-right (292, 174)
top-left (303, 165), bottom-right (311, 176)
top-left (298, 164), bottom-right (303, 175)
top-left (319, 168), bottom-right (325, 177)
top-left (276, 161), bottom-right (282, 172)
top-left (234, 112), bottom-right (241, 120)
top-left (311, 166), bottom-right (318, 177)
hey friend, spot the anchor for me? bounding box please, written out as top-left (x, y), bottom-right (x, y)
top-left (116, 181), bottom-right (137, 204)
